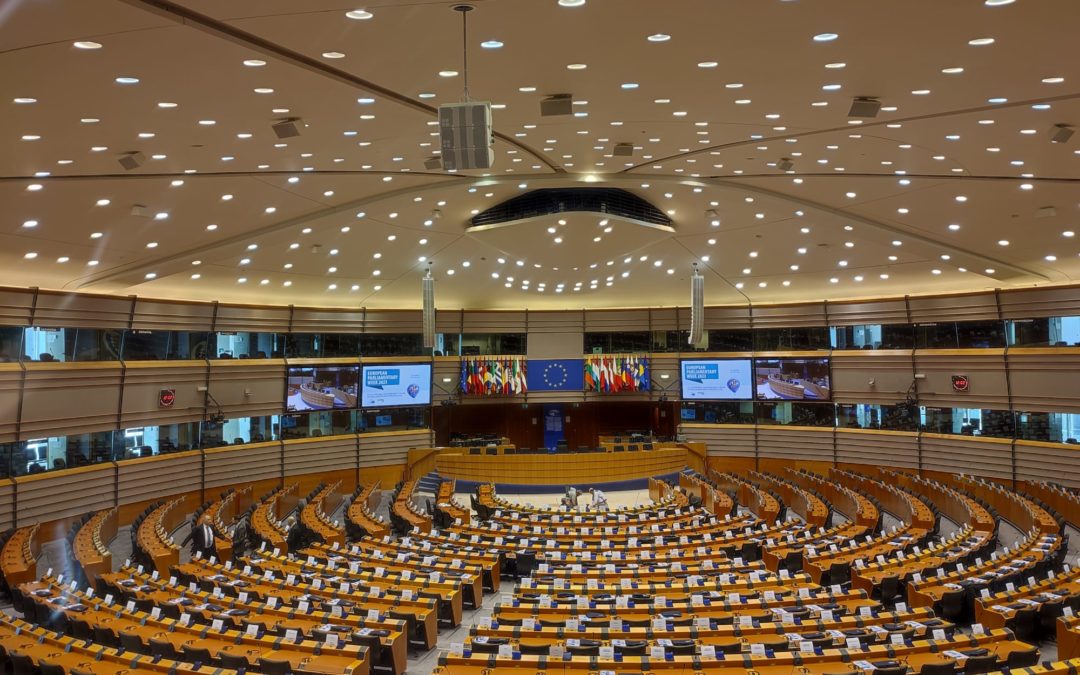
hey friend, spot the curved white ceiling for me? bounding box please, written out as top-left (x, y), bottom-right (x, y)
top-left (2, 0), bottom-right (1079, 309)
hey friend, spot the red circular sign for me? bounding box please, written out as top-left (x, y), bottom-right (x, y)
top-left (951, 375), bottom-right (970, 392)
top-left (159, 389), bottom-right (177, 408)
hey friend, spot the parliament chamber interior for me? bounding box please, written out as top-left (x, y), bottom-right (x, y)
top-left (2, 1), bottom-right (1080, 674)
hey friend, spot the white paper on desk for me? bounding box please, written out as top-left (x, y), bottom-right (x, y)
top-left (179, 613), bottom-right (191, 626)
top-left (750, 643), bottom-right (766, 656)
top-left (799, 641), bottom-right (815, 653)
top-left (932, 629), bottom-right (947, 641)
top-left (245, 623), bottom-right (260, 637)
top-left (297, 601), bottom-right (309, 613)
top-left (972, 623), bottom-right (985, 635)
top-left (653, 595), bottom-right (667, 607)
top-left (895, 602), bottom-right (907, 613)
top-left (649, 645), bottom-right (666, 659)
top-left (212, 618), bottom-right (225, 632)
top-left (150, 607), bottom-right (161, 620)
top-left (739, 615), bottom-right (754, 627)
top-left (695, 617), bottom-right (711, 629)
top-left (652, 617), bottom-right (667, 630)
top-left (498, 644), bottom-right (513, 658)
top-left (846, 637), bottom-right (862, 650)
top-left (126, 600), bottom-right (137, 613)
top-left (820, 610), bottom-right (833, 622)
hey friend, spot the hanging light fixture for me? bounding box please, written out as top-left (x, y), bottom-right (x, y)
top-left (422, 264), bottom-right (435, 349)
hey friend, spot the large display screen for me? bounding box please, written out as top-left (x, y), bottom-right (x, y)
top-left (680, 359), bottom-right (754, 401)
top-left (754, 358), bottom-right (831, 400)
top-left (361, 363), bottom-right (432, 408)
top-left (286, 366), bottom-right (360, 411)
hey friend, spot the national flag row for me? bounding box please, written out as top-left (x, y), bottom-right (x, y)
top-left (460, 356), bottom-right (528, 395)
top-left (460, 355), bottom-right (652, 395)
top-left (584, 354), bottom-right (650, 393)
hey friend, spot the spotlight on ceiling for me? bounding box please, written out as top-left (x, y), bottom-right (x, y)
top-left (272, 118), bottom-right (302, 139)
top-left (540, 94), bottom-right (574, 117)
top-left (612, 142), bottom-right (635, 157)
top-left (848, 97), bottom-right (881, 118)
top-left (117, 151), bottom-right (145, 171)
top-left (778, 158), bottom-right (794, 171)
top-left (424, 156), bottom-right (443, 170)
top-left (1050, 124), bottom-right (1075, 144)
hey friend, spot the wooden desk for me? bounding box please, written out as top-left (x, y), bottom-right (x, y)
top-left (99, 568), bottom-right (408, 675)
top-left (1021, 480), bottom-right (1080, 530)
top-left (392, 480), bottom-right (431, 533)
top-left (435, 447), bottom-right (692, 485)
top-left (136, 497), bottom-right (186, 576)
top-left (72, 507), bottom-right (117, 582)
top-left (251, 484), bottom-right (297, 553)
top-left (975, 565), bottom-right (1080, 629)
top-left (749, 471), bottom-right (829, 528)
top-left (0, 524), bottom-right (40, 590)
top-left (347, 482), bottom-right (390, 539)
top-left (199, 486), bottom-right (253, 562)
top-left (22, 580), bottom-right (369, 675)
top-left (302, 482), bottom-right (346, 547)
top-left (1060, 615), bottom-right (1080, 659)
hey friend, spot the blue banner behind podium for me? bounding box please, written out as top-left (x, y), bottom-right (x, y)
top-left (526, 359), bottom-right (585, 392)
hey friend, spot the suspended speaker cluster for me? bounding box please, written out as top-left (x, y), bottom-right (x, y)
top-left (688, 263), bottom-right (704, 345)
top-left (422, 267), bottom-right (435, 349)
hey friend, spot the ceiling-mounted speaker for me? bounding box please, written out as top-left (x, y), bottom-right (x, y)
top-left (540, 94), bottom-right (574, 117)
top-left (613, 142), bottom-right (635, 157)
top-left (422, 268), bottom-right (436, 349)
top-left (424, 156), bottom-right (443, 170)
top-left (1050, 124), bottom-right (1075, 144)
top-left (778, 158), bottom-right (794, 171)
top-left (272, 118), bottom-right (302, 139)
top-left (688, 266), bottom-right (704, 345)
top-left (130, 203), bottom-right (151, 218)
top-left (848, 97), bottom-right (881, 118)
top-left (439, 101), bottom-right (494, 170)
top-left (118, 151), bottom-right (145, 171)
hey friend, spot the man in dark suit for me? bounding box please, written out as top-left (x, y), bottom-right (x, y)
top-left (191, 522), bottom-right (216, 558)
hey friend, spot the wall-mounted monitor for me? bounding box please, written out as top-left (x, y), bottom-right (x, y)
top-left (361, 363), bottom-right (432, 408)
top-left (754, 357), bottom-right (831, 400)
top-left (286, 365), bottom-right (360, 411)
top-left (680, 359), bottom-right (754, 400)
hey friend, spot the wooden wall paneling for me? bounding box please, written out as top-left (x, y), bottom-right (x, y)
top-left (751, 302), bottom-right (828, 328)
top-left (0, 288), bottom-right (34, 327)
top-left (283, 435), bottom-right (358, 478)
top-left (207, 360), bottom-right (285, 417)
top-left (1006, 349), bottom-right (1080, 413)
top-left (757, 426), bottom-right (835, 463)
top-left (363, 309), bottom-right (422, 333)
top-left (920, 433), bottom-right (1013, 480)
top-left (359, 429), bottom-right (434, 469)
top-left (433, 402), bottom-right (541, 449)
top-left (213, 304), bottom-right (291, 332)
top-left (290, 308), bottom-right (364, 333)
top-left (830, 351), bottom-right (916, 403)
top-left (649, 308), bottom-right (680, 332)
top-left (0, 365), bottom-right (22, 442)
top-left (116, 451), bottom-right (202, 506)
top-left (32, 292), bottom-right (132, 329)
top-left (203, 442), bottom-right (282, 490)
top-left (998, 285), bottom-right (1080, 319)
top-left (826, 299), bottom-right (910, 326)
top-left (130, 299), bottom-right (215, 331)
top-left (913, 350), bottom-right (1010, 408)
top-left (907, 292), bottom-right (999, 323)
top-left (650, 354), bottom-right (680, 396)
top-left (14, 464), bottom-right (115, 525)
top-left (704, 305), bottom-right (752, 330)
top-left (120, 362), bottom-right (208, 427)
top-left (584, 309), bottom-right (650, 332)
top-left (432, 357), bottom-right (462, 404)
top-left (0, 481), bottom-right (13, 531)
top-left (835, 428), bottom-right (919, 470)
top-left (435, 309), bottom-right (462, 335)
top-left (679, 423), bottom-right (757, 458)
top-left (20, 363), bottom-right (122, 437)
top-left (525, 310), bottom-right (583, 334)
top-left (1013, 441), bottom-right (1080, 487)
top-left (359, 463), bottom-right (406, 487)
top-left (461, 311), bottom-right (528, 333)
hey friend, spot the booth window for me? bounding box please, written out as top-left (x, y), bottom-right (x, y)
top-left (754, 327), bottom-right (830, 352)
top-left (361, 333), bottom-right (426, 357)
top-left (209, 331), bottom-right (285, 359)
top-left (915, 320), bottom-right (1006, 349)
top-left (831, 324), bottom-right (915, 350)
top-left (1007, 316), bottom-right (1080, 347)
top-left (24, 327), bottom-right (123, 362)
top-left (121, 330), bottom-right (208, 360)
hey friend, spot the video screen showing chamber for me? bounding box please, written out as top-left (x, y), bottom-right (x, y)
top-left (754, 358), bottom-right (831, 400)
top-left (286, 366), bottom-right (360, 411)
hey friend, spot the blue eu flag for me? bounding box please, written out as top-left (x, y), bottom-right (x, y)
top-left (526, 359), bottom-right (585, 392)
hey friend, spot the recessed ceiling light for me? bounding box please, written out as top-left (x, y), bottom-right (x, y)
top-left (23, 252), bottom-right (37, 260)
top-left (322, 52), bottom-right (346, 59)
top-left (21, 134), bottom-right (40, 141)
top-left (438, 70), bottom-right (459, 77)
top-left (941, 67), bottom-right (965, 74)
top-left (480, 40), bottom-right (503, 49)
top-left (1063, 231), bottom-right (1075, 238)
top-left (25, 184), bottom-right (43, 192)
top-left (253, 87), bottom-right (274, 94)
top-left (558, 0), bottom-right (586, 6)
top-left (968, 37), bottom-right (995, 46)
top-left (87, 260), bottom-right (99, 266)
top-left (198, 119), bottom-right (216, 125)
top-left (698, 61), bottom-right (718, 68)
top-left (567, 63), bottom-right (587, 70)
top-left (998, 239), bottom-right (1009, 246)
top-left (813, 33), bottom-right (839, 42)
top-left (73, 41), bottom-right (102, 50)
top-left (1042, 77), bottom-right (1065, 84)
top-left (345, 9), bottom-right (373, 19)
top-left (13, 97), bottom-right (37, 104)
top-left (949, 224), bottom-right (961, 231)
top-left (911, 89), bottom-right (931, 95)
top-left (985, 0), bottom-right (1014, 6)
top-left (243, 59), bottom-right (266, 67)
top-left (647, 33), bottom-right (671, 42)
top-left (115, 76), bottom-right (139, 84)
